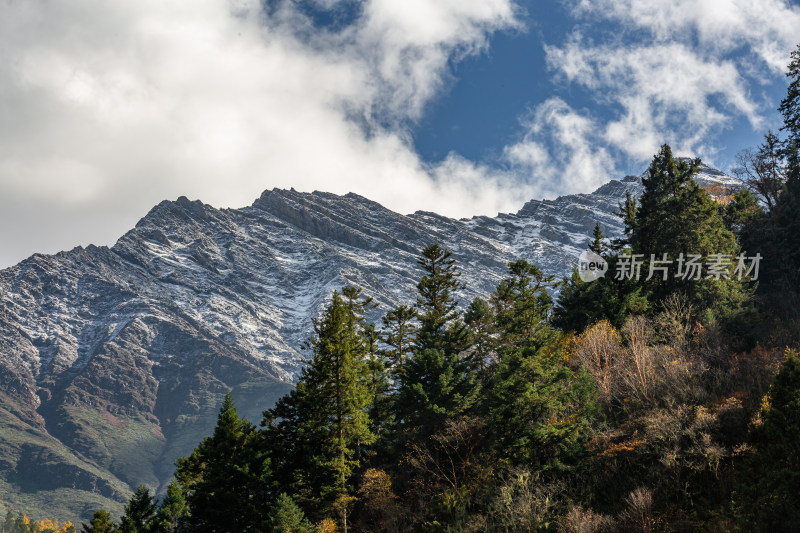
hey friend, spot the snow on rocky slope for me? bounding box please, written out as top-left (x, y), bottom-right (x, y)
top-left (0, 163), bottom-right (737, 520)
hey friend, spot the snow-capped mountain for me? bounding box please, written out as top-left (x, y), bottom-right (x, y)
top-left (0, 164), bottom-right (736, 520)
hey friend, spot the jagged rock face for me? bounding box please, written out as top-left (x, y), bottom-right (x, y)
top-left (0, 165), bottom-right (735, 521)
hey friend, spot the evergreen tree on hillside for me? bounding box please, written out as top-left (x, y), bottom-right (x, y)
top-left (176, 392), bottom-right (268, 532)
top-left (779, 43), bottom-right (800, 145)
top-left (555, 147), bottom-right (750, 332)
top-left (631, 146), bottom-right (751, 323)
top-left (380, 305), bottom-right (418, 380)
top-left (119, 485), bottom-right (156, 533)
top-left (617, 191), bottom-right (637, 245)
top-left (268, 494), bottom-right (315, 533)
top-left (633, 148), bottom-right (735, 265)
top-left (261, 389), bottom-right (305, 505)
top-left (732, 46), bottom-right (800, 301)
top-left (773, 160), bottom-right (800, 289)
top-left (363, 324), bottom-right (393, 447)
top-left (263, 289), bottom-right (375, 532)
top-left (395, 245), bottom-right (480, 441)
top-left (773, 44), bottom-right (800, 290)
top-left (589, 223), bottom-right (606, 255)
top-left (153, 481), bottom-right (189, 533)
top-left (553, 220), bottom-right (649, 334)
top-left (724, 189), bottom-right (763, 237)
top-left (552, 269), bottom-right (604, 333)
top-left (486, 261), bottom-right (596, 469)
top-left (463, 296), bottom-right (496, 380)
top-left (736, 352), bottom-right (800, 529)
top-left (491, 260), bottom-right (556, 350)
top-left (414, 245), bottom-right (468, 354)
top-left (81, 511), bottom-right (118, 533)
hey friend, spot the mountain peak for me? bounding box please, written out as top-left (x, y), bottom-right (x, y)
top-left (0, 163), bottom-right (740, 521)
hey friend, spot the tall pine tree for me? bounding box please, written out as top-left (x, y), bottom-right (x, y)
top-left (119, 485), bottom-right (156, 533)
top-left (263, 289), bottom-right (375, 532)
top-left (380, 305), bottom-right (418, 380)
top-left (553, 218), bottom-right (649, 334)
top-left (395, 245), bottom-right (480, 441)
top-left (773, 43), bottom-right (800, 291)
top-left (81, 511), bottom-right (118, 533)
top-left (268, 493), bottom-right (315, 533)
top-left (631, 145), bottom-right (751, 325)
top-left (153, 480), bottom-right (189, 533)
top-left (486, 261), bottom-right (596, 469)
top-left (176, 392), bottom-right (268, 532)
top-left (463, 296), bottom-right (496, 381)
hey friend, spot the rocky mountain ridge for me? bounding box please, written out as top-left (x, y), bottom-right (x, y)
top-left (0, 164), bottom-right (737, 520)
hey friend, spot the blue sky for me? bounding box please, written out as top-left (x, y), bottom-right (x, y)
top-left (0, 0), bottom-right (798, 268)
top-left (416, 0), bottom-right (793, 176)
top-left (415, 2), bottom-right (573, 162)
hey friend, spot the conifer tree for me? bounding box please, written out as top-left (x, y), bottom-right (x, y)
top-left (772, 44), bottom-right (800, 290)
top-left (153, 481), bottom-right (189, 533)
top-left (618, 191), bottom-right (637, 245)
top-left (589, 223), bottom-right (606, 255)
top-left (633, 147), bottom-right (729, 259)
top-left (552, 269), bottom-right (603, 333)
top-left (553, 262), bottom-right (649, 333)
top-left (364, 322), bottom-right (393, 442)
top-left (269, 494), bottom-right (315, 533)
top-left (773, 158), bottom-right (800, 289)
top-left (81, 511), bottom-right (117, 533)
top-left (395, 245), bottom-right (479, 441)
top-left (119, 485), bottom-right (156, 533)
top-left (491, 260), bottom-right (556, 350)
top-left (779, 43), bottom-right (800, 146)
top-left (380, 305), bottom-right (418, 379)
top-left (486, 261), bottom-right (596, 468)
top-left (631, 145), bottom-right (749, 322)
top-left (736, 44), bottom-right (800, 299)
top-left (176, 392), bottom-right (267, 532)
top-left (724, 189), bottom-right (763, 236)
top-left (261, 389), bottom-right (305, 503)
top-left (553, 197), bottom-right (650, 333)
top-left (463, 296), bottom-right (496, 379)
top-left (414, 245), bottom-right (468, 354)
top-left (264, 289), bottom-right (375, 532)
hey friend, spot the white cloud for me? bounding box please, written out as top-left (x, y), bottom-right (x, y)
top-left (0, 0), bottom-right (519, 267)
top-left (504, 98), bottom-right (619, 196)
top-left (542, 0), bottom-right (800, 171)
top-left (571, 0), bottom-right (800, 72)
top-left (2, 0), bottom-right (797, 269)
top-left (546, 38), bottom-right (760, 161)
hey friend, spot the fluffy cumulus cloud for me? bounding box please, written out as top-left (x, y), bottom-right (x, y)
top-left (2, 0), bottom-right (799, 268)
top-left (504, 98), bottom-right (617, 196)
top-left (571, 0), bottom-right (800, 72)
top-left (540, 0), bottom-right (800, 168)
top-left (545, 38), bottom-right (760, 160)
top-left (0, 0), bottom-right (520, 267)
